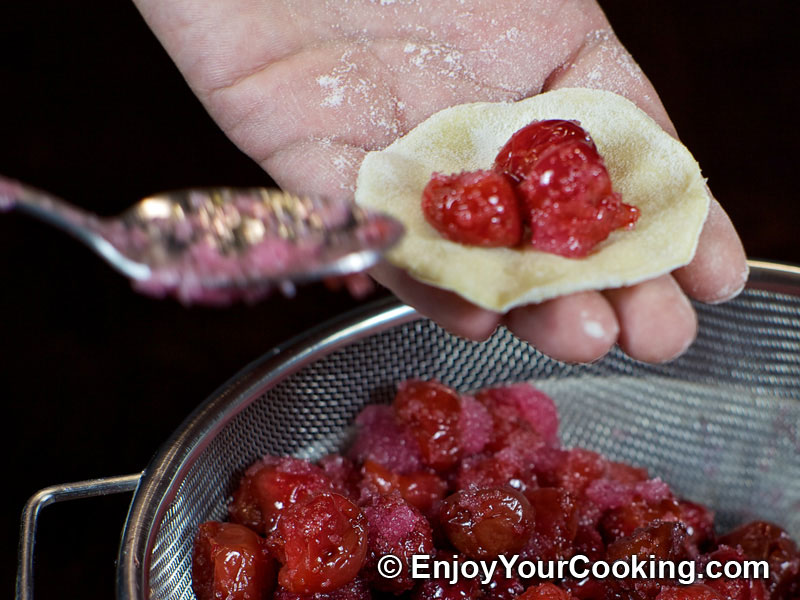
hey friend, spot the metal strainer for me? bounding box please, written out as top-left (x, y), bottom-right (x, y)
top-left (17, 261), bottom-right (800, 600)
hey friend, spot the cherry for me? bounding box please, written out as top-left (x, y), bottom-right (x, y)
top-left (572, 524), bottom-right (605, 562)
top-left (360, 460), bottom-right (447, 517)
top-left (677, 500), bottom-right (715, 551)
top-left (607, 521), bottom-right (689, 563)
top-left (476, 384), bottom-right (558, 449)
top-left (554, 448), bottom-right (609, 497)
top-left (421, 170), bottom-right (522, 246)
top-left (318, 454), bottom-right (360, 501)
top-left (698, 546), bottom-right (767, 600)
top-left (413, 572), bottom-right (482, 600)
top-left (517, 583), bottom-right (574, 600)
top-left (493, 119), bottom-right (595, 183)
top-left (421, 120), bottom-right (638, 257)
top-left (600, 496), bottom-right (683, 543)
top-left (606, 461), bottom-right (649, 484)
top-left (394, 379), bottom-right (463, 472)
top-left (412, 555), bottom-right (483, 600)
top-left (441, 487), bottom-right (534, 559)
top-left (656, 585), bottom-right (724, 600)
top-left (606, 522), bottom-right (690, 600)
top-left (348, 404), bottom-right (423, 473)
top-left (228, 457), bottom-right (333, 535)
top-left (458, 394), bottom-right (493, 455)
top-left (362, 493), bottom-right (434, 592)
top-left (482, 569), bottom-right (524, 600)
top-left (197, 381), bottom-right (800, 600)
top-left (532, 446), bottom-right (570, 487)
top-left (719, 521), bottom-right (797, 559)
top-left (718, 521), bottom-right (800, 600)
top-left (518, 139), bottom-right (639, 257)
top-left (455, 453), bottom-right (538, 497)
top-left (493, 427), bottom-right (546, 471)
top-left (399, 469), bottom-right (448, 515)
top-left (268, 492), bottom-right (368, 594)
top-left (560, 576), bottom-right (607, 600)
top-left (192, 521), bottom-right (277, 600)
top-left (522, 488), bottom-right (579, 561)
top-left (273, 577), bottom-right (371, 600)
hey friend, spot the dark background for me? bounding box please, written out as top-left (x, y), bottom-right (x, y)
top-left (0, 1), bottom-right (797, 598)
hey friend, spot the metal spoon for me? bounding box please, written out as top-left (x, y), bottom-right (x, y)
top-left (0, 175), bottom-right (403, 304)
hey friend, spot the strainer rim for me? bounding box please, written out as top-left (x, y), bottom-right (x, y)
top-left (115, 259), bottom-right (800, 600)
top-left (116, 297), bottom-right (416, 599)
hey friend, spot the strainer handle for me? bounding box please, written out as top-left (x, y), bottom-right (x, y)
top-left (16, 473), bottom-right (142, 600)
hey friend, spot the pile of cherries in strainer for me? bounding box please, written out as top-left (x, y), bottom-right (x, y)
top-left (192, 380), bottom-right (800, 600)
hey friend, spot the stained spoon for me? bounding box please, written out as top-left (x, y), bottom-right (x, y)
top-left (0, 175), bottom-right (403, 304)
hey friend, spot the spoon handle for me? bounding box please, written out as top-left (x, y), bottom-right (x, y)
top-left (0, 174), bottom-right (102, 236)
top-left (0, 175), bottom-right (150, 279)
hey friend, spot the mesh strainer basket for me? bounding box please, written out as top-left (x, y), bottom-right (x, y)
top-left (17, 261), bottom-right (800, 600)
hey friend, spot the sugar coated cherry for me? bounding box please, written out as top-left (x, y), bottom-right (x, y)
top-left (606, 521), bottom-right (689, 563)
top-left (493, 119), bottom-right (595, 183)
top-left (413, 572), bottom-right (482, 600)
top-left (394, 379), bottom-right (463, 472)
top-left (269, 492), bottom-right (368, 594)
top-left (698, 546), bottom-right (767, 600)
top-left (197, 379), bottom-right (800, 600)
top-left (523, 488), bottom-right (579, 561)
top-left (421, 119), bottom-right (638, 257)
top-left (228, 457), bottom-right (333, 535)
top-left (361, 460), bottom-right (446, 515)
top-left (273, 576), bottom-right (371, 600)
top-left (518, 139), bottom-right (639, 258)
top-left (656, 585), bottom-right (724, 600)
top-left (482, 569), bottom-right (525, 600)
top-left (421, 170), bottom-right (522, 246)
top-left (600, 495), bottom-right (683, 543)
top-left (363, 493), bottom-right (434, 592)
top-left (719, 521), bottom-right (800, 600)
top-left (517, 583), bottom-right (574, 600)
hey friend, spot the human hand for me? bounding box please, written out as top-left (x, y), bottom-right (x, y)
top-left (133, 0), bottom-right (747, 362)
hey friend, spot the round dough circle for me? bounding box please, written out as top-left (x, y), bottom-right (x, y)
top-left (355, 88), bottom-right (709, 312)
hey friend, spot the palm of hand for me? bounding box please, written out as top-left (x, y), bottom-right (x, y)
top-left (136, 0), bottom-right (747, 362)
top-left (162, 1), bottom-right (647, 194)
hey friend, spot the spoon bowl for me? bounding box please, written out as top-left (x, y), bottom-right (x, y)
top-left (0, 176), bottom-right (404, 303)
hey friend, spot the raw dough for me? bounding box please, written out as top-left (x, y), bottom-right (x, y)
top-left (354, 88), bottom-right (709, 312)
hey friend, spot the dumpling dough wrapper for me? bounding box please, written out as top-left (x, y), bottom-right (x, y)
top-left (355, 88), bottom-right (710, 312)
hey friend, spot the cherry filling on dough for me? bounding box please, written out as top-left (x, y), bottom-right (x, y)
top-left (421, 170), bottom-right (522, 247)
top-left (420, 119), bottom-right (640, 257)
top-left (493, 119), bottom-right (596, 183)
top-left (520, 139), bottom-right (639, 258)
